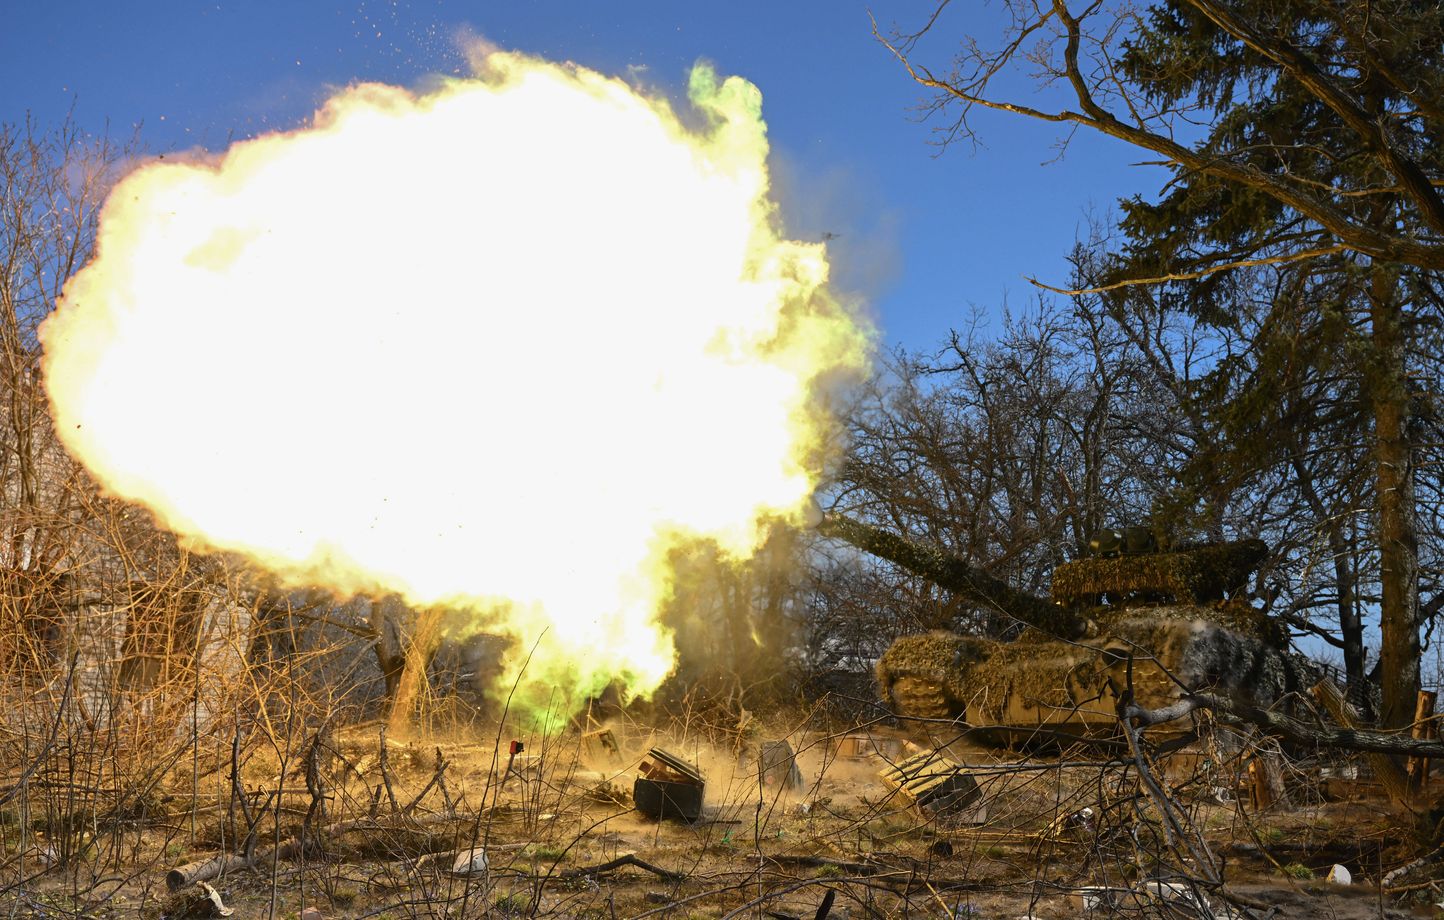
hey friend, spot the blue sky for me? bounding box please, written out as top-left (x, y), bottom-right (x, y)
top-left (1, 0), bottom-right (1165, 352)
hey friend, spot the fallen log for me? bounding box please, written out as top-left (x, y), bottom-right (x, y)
top-left (167, 853), bottom-right (255, 894)
top-left (1383, 845), bottom-right (1444, 889)
top-left (1124, 690), bottom-right (1444, 759)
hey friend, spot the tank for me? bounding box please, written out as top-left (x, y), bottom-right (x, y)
top-left (819, 515), bottom-right (1312, 743)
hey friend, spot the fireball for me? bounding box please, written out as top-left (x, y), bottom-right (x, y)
top-left (40, 50), bottom-right (869, 718)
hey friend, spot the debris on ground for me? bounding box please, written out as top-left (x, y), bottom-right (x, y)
top-left (450, 846), bottom-right (489, 877)
top-left (878, 748), bottom-right (987, 822)
top-left (756, 738), bottom-right (804, 789)
top-left (634, 747), bottom-right (706, 821)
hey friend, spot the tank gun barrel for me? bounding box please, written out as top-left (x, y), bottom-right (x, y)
top-left (818, 513), bottom-right (1087, 640)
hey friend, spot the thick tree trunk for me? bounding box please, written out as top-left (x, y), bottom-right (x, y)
top-left (385, 607), bottom-right (443, 736)
top-left (1367, 269), bottom-right (1421, 730)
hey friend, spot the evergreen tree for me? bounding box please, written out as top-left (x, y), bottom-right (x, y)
top-left (888, 0), bottom-right (1444, 727)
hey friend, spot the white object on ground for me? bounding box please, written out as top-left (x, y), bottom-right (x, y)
top-left (452, 847), bottom-right (489, 876)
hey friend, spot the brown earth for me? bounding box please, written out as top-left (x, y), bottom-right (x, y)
top-left (5, 721), bottom-right (1438, 919)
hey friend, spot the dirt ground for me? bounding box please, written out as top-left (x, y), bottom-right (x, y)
top-left (7, 719), bottom-right (1442, 919)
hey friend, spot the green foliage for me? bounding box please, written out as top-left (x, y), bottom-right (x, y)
top-left (328, 883), bottom-right (361, 907)
top-left (1280, 861), bottom-right (1314, 879)
top-left (526, 843), bottom-right (567, 861)
top-left (493, 892), bottom-right (529, 916)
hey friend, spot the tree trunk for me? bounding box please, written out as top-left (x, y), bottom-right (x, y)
top-left (1367, 267), bottom-right (1421, 730)
top-left (384, 606), bottom-right (443, 736)
top-left (1288, 452), bottom-right (1367, 701)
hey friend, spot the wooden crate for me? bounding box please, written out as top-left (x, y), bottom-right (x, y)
top-left (878, 750), bottom-right (986, 822)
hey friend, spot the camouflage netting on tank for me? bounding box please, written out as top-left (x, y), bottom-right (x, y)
top-left (1050, 539), bottom-right (1267, 607)
top-left (875, 631), bottom-right (990, 719)
top-left (876, 631), bottom-right (1102, 723)
top-left (1090, 601), bottom-right (1284, 646)
top-left (967, 639), bottom-right (1103, 723)
top-left (1126, 617), bottom-right (1314, 705)
top-left (819, 514), bottom-right (1087, 638)
top-left (1099, 616), bottom-right (1316, 709)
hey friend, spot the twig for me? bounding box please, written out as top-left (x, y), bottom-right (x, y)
top-left (765, 854), bottom-right (884, 874)
top-left (718, 877), bottom-right (904, 920)
top-left (1123, 691), bottom-right (1444, 759)
top-left (1383, 845), bottom-right (1444, 888)
top-left (377, 726), bottom-right (399, 813)
top-left (1119, 655), bottom-right (1221, 883)
top-left (560, 853), bottom-right (682, 882)
top-left (433, 746), bottom-right (456, 816)
top-left (402, 749), bottom-right (449, 816)
top-left (0, 652), bottom-right (78, 808)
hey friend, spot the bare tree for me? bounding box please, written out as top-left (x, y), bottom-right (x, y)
top-left (828, 295), bottom-right (1193, 640)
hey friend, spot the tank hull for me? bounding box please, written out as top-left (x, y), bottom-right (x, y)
top-left (876, 609), bottom-right (1310, 734)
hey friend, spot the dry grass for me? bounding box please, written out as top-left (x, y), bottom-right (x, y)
top-left (0, 597), bottom-right (1424, 920)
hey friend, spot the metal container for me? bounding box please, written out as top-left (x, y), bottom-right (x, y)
top-left (633, 748), bottom-right (705, 822)
top-left (632, 776), bottom-right (704, 822)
